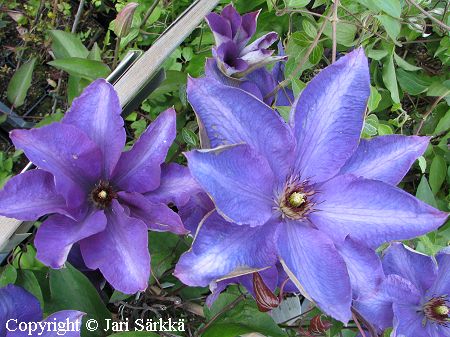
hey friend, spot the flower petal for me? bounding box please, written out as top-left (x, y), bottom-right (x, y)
top-left (0, 170), bottom-right (68, 221)
top-left (205, 12), bottom-right (232, 45)
top-left (145, 163), bottom-right (203, 208)
top-left (392, 302), bottom-right (428, 337)
top-left (10, 123), bottom-right (102, 208)
top-left (112, 108), bottom-right (176, 193)
top-left (79, 200), bottom-right (150, 294)
top-left (430, 249), bottom-right (450, 296)
top-left (186, 144), bottom-right (275, 226)
top-left (187, 76), bottom-right (295, 177)
top-left (174, 211), bottom-right (278, 287)
top-left (119, 191), bottom-right (188, 235)
top-left (63, 79), bottom-right (125, 178)
top-left (0, 285), bottom-right (42, 337)
top-left (241, 32), bottom-right (278, 54)
top-left (178, 192), bottom-right (214, 234)
top-left (383, 243), bottom-right (437, 295)
top-left (337, 236), bottom-right (384, 300)
top-left (291, 48), bottom-right (370, 183)
top-left (277, 221), bottom-right (352, 323)
top-left (38, 311), bottom-right (84, 337)
top-left (339, 135), bottom-right (429, 185)
top-left (35, 211), bottom-right (107, 268)
top-left (310, 174), bottom-right (448, 248)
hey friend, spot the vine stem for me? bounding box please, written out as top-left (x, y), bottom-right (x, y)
top-left (415, 90), bottom-right (450, 135)
top-left (71, 0), bottom-right (85, 33)
top-left (331, 0), bottom-right (339, 63)
top-left (140, 0), bottom-right (160, 29)
top-left (195, 295), bottom-right (245, 337)
top-left (405, 0), bottom-right (450, 31)
top-left (264, 12), bottom-right (332, 100)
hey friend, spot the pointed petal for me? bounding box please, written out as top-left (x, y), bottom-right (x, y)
top-left (63, 79), bottom-right (125, 178)
top-left (221, 4), bottom-right (242, 38)
top-left (186, 144), bottom-right (275, 226)
top-left (277, 222), bottom-right (352, 323)
top-left (38, 311), bottom-right (84, 337)
top-left (10, 123), bottom-right (102, 208)
top-left (392, 302), bottom-right (428, 337)
top-left (187, 76), bottom-right (295, 177)
top-left (241, 32), bottom-right (278, 54)
top-left (430, 250), bottom-right (450, 296)
top-left (353, 294), bottom-right (394, 331)
top-left (383, 243), bottom-right (437, 295)
top-left (0, 170), bottom-right (68, 221)
top-left (79, 200), bottom-right (150, 294)
top-left (35, 211), bottom-right (107, 268)
top-left (236, 10), bottom-right (258, 48)
top-left (174, 211), bottom-right (278, 287)
top-left (112, 108), bottom-right (176, 193)
top-left (205, 12), bottom-right (232, 45)
top-left (178, 192), bottom-right (214, 233)
top-left (340, 135), bottom-right (430, 185)
top-left (0, 285), bottom-right (42, 337)
top-left (119, 191), bottom-right (188, 235)
top-left (291, 48), bottom-right (370, 183)
top-left (337, 236), bottom-right (384, 300)
top-left (310, 174), bottom-right (448, 248)
top-left (145, 163), bottom-right (203, 207)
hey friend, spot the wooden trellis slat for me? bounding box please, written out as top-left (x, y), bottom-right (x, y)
top-left (0, 0), bottom-right (220, 258)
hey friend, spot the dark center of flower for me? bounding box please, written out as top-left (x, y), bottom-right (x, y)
top-left (423, 295), bottom-right (450, 326)
top-left (90, 180), bottom-right (117, 209)
top-left (277, 177), bottom-right (315, 220)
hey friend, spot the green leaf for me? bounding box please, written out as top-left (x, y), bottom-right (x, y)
top-left (418, 156), bottom-right (427, 173)
top-left (376, 15), bottom-right (401, 41)
top-left (287, 0), bottom-right (310, 7)
top-left (323, 20), bottom-right (357, 47)
top-left (7, 58), bottom-right (36, 108)
top-left (434, 109), bottom-right (450, 134)
top-left (396, 69), bottom-right (430, 95)
top-left (67, 76), bottom-right (91, 104)
top-left (181, 128), bottom-right (198, 147)
top-left (368, 86), bottom-right (382, 112)
top-left (16, 269), bottom-right (44, 307)
top-left (302, 19), bottom-right (317, 39)
top-left (376, 0), bottom-right (402, 18)
top-left (110, 333), bottom-right (160, 337)
top-left (382, 53), bottom-right (400, 103)
top-left (11, 244), bottom-right (46, 270)
top-left (49, 30), bottom-right (89, 59)
top-left (47, 263), bottom-right (111, 336)
top-left (0, 265), bottom-right (17, 287)
top-left (378, 123), bottom-right (393, 135)
top-left (429, 155), bottom-right (446, 194)
top-left (393, 53), bottom-right (421, 71)
top-left (277, 106), bottom-right (291, 123)
top-left (87, 42), bottom-right (102, 61)
top-left (203, 293), bottom-right (286, 337)
top-left (416, 176), bottom-right (437, 208)
top-left (182, 47), bottom-right (194, 61)
top-left (362, 114), bottom-right (379, 138)
top-left (367, 49), bottom-right (388, 60)
top-left (48, 58), bottom-right (110, 80)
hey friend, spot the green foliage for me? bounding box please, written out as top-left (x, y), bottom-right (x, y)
top-left (7, 58), bottom-right (37, 108)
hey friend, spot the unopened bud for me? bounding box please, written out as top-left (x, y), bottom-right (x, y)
top-left (309, 315), bottom-right (332, 334)
top-left (253, 272), bottom-right (280, 312)
top-left (113, 3), bottom-right (138, 38)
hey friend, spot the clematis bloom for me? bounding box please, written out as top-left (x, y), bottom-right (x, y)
top-left (174, 48), bottom-right (448, 322)
top-left (0, 284), bottom-right (83, 337)
top-left (206, 4), bottom-right (285, 77)
top-left (0, 79), bottom-right (188, 294)
top-left (356, 244), bottom-right (450, 337)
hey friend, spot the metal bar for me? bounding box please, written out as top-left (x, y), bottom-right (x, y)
top-left (0, 0), bottom-right (220, 258)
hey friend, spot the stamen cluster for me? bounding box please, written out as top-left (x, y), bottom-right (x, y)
top-left (90, 180), bottom-right (117, 209)
top-left (276, 176), bottom-right (315, 220)
top-left (423, 295), bottom-right (450, 326)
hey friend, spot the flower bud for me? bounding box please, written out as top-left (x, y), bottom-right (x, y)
top-left (253, 272), bottom-right (280, 312)
top-left (113, 3), bottom-right (138, 38)
top-left (309, 315), bottom-right (332, 334)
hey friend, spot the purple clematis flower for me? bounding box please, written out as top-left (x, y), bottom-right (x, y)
top-left (0, 284), bottom-right (83, 337)
top-left (206, 4), bottom-right (285, 77)
top-left (0, 79), bottom-right (189, 294)
top-left (174, 48), bottom-right (448, 322)
top-left (356, 243), bottom-right (450, 337)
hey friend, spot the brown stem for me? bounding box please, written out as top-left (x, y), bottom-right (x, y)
top-left (331, 0), bottom-right (339, 63)
top-left (415, 90), bottom-right (450, 135)
top-left (405, 0), bottom-right (450, 31)
top-left (264, 12), bottom-right (331, 100)
top-left (140, 0), bottom-right (160, 29)
top-left (195, 295), bottom-right (245, 337)
top-left (71, 0), bottom-right (85, 33)
top-left (112, 36), bottom-right (121, 69)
